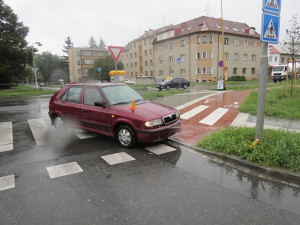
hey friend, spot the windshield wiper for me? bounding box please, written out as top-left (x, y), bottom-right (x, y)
top-left (113, 101), bottom-right (131, 105)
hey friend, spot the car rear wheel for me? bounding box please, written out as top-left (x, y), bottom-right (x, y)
top-left (183, 84), bottom-right (187, 89)
top-left (116, 125), bottom-right (136, 148)
top-left (54, 116), bottom-right (64, 130)
top-left (166, 85), bottom-right (170, 90)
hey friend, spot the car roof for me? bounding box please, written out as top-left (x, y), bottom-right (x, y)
top-left (66, 82), bottom-right (126, 88)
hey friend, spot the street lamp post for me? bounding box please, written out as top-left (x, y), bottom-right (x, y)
top-left (31, 42), bottom-right (42, 88)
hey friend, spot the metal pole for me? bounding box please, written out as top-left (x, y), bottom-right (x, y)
top-left (255, 42), bottom-right (269, 140)
top-left (115, 61), bottom-right (118, 83)
top-left (221, 0), bottom-right (226, 90)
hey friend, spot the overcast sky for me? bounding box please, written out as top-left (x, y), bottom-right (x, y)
top-left (4, 0), bottom-right (300, 56)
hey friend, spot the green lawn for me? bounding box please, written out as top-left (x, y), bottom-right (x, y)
top-left (0, 85), bottom-right (57, 96)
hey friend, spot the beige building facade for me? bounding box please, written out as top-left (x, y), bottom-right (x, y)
top-left (121, 16), bottom-right (262, 82)
top-left (68, 47), bottom-right (108, 82)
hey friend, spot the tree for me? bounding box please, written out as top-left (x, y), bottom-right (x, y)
top-left (35, 52), bottom-right (69, 82)
top-left (98, 37), bottom-right (106, 49)
top-left (62, 36), bottom-right (73, 56)
top-left (88, 53), bottom-right (124, 81)
top-left (0, 0), bottom-right (32, 84)
top-left (88, 36), bottom-right (97, 48)
top-left (285, 15), bottom-right (300, 60)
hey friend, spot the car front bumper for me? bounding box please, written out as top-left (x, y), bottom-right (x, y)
top-left (136, 119), bottom-right (181, 143)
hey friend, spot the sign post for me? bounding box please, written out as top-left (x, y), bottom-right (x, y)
top-left (108, 46), bottom-right (123, 83)
top-left (256, 0), bottom-right (281, 140)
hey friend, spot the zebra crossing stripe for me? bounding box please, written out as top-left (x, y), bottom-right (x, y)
top-left (0, 175), bottom-right (15, 191)
top-left (199, 108), bottom-right (229, 126)
top-left (47, 162), bottom-right (83, 179)
top-left (180, 105), bottom-right (209, 120)
top-left (0, 122), bottom-right (13, 152)
top-left (28, 119), bottom-right (48, 146)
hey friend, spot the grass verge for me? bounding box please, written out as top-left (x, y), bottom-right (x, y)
top-left (0, 85), bottom-right (57, 97)
top-left (141, 89), bottom-right (187, 100)
top-left (239, 86), bottom-right (300, 119)
top-left (198, 127), bottom-right (300, 172)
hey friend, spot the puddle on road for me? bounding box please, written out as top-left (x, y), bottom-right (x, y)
top-left (162, 144), bottom-right (300, 216)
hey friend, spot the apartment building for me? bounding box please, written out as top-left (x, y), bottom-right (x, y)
top-left (68, 47), bottom-right (108, 82)
top-left (121, 16), bottom-right (262, 82)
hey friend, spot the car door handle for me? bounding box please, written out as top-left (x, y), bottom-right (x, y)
top-left (59, 105), bottom-right (63, 108)
top-left (82, 109), bottom-right (88, 113)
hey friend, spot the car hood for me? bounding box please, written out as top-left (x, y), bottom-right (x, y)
top-left (111, 100), bottom-right (176, 120)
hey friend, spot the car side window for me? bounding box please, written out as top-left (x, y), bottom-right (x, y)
top-left (173, 78), bottom-right (179, 82)
top-left (61, 87), bottom-right (82, 104)
top-left (84, 88), bottom-right (102, 106)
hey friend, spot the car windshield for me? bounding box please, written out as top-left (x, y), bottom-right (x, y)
top-left (102, 85), bottom-right (144, 105)
top-left (273, 66), bottom-right (285, 72)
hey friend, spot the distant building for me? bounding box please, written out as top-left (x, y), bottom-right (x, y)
top-left (268, 43), bottom-right (299, 66)
top-left (121, 16), bottom-right (262, 82)
top-left (68, 47), bottom-right (108, 82)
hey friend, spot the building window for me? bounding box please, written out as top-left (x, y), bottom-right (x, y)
top-left (196, 52), bottom-right (201, 59)
top-left (202, 36), bottom-right (207, 43)
top-left (244, 40), bottom-right (248, 46)
top-left (159, 57), bottom-right (163, 63)
top-left (150, 49), bottom-right (152, 55)
top-left (208, 52), bottom-right (213, 58)
top-left (196, 68), bottom-right (201, 74)
top-left (274, 56), bottom-right (278, 63)
top-left (224, 38), bottom-right (229, 45)
top-left (196, 36), bottom-right (201, 44)
top-left (252, 54), bottom-right (256, 61)
top-left (134, 52), bottom-right (137, 58)
top-left (234, 53), bottom-right (239, 60)
top-left (159, 45), bottom-right (162, 51)
top-left (209, 36), bottom-right (213, 43)
top-left (169, 42), bottom-right (173, 49)
top-left (234, 39), bottom-right (239, 46)
top-left (243, 68), bottom-right (247, 74)
top-left (281, 57), bottom-right (285, 63)
top-left (77, 60), bottom-right (81, 65)
top-left (269, 56), bottom-right (273, 62)
top-left (169, 56), bottom-right (174, 62)
top-left (180, 69), bottom-right (186, 75)
top-left (180, 40), bottom-right (185, 47)
top-left (135, 62), bottom-right (137, 67)
top-left (144, 50), bottom-right (147, 56)
top-left (202, 52), bottom-right (207, 59)
top-left (233, 68), bottom-right (238, 74)
top-left (225, 53), bottom-right (229, 60)
top-left (243, 54), bottom-right (248, 61)
top-left (150, 60), bottom-right (153, 66)
top-left (202, 67), bottom-right (207, 74)
top-left (145, 61), bottom-right (148, 66)
top-left (251, 68), bottom-right (256, 74)
top-left (159, 70), bottom-right (163, 76)
top-left (208, 67), bottom-right (213, 74)
top-left (252, 41), bottom-right (257, 47)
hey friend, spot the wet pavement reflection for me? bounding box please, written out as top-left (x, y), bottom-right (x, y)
top-left (161, 143), bottom-right (300, 216)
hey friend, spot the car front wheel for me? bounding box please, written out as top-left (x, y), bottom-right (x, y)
top-left (116, 125), bottom-right (136, 148)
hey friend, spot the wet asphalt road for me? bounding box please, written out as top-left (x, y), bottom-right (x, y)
top-left (0, 93), bottom-right (300, 225)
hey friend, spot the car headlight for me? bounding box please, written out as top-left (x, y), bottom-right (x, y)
top-left (145, 119), bottom-right (163, 127)
top-left (176, 110), bottom-right (180, 118)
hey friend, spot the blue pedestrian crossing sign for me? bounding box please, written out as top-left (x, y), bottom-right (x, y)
top-left (261, 12), bottom-right (280, 44)
top-left (263, 0), bottom-right (281, 14)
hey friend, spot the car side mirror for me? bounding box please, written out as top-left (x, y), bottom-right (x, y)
top-left (94, 101), bottom-right (106, 108)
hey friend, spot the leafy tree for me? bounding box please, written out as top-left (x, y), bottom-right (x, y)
top-left (88, 53), bottom-right (124, 81)
top-left (35, 52), bottom-right (69, 82)
top-left (98, 37), bottom-right (106, 49)
top-left (88, 36), bottom-right (97, 48)
top-left (0, 0), bottom-right (32, 84)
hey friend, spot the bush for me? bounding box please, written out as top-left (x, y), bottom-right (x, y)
top-left (228, 76), bottom-right (246, 81)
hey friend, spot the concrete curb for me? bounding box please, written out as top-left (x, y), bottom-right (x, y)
top-left (168, 137), bottom-right (300, 187)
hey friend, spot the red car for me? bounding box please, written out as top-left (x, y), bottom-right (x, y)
top-left (48, 83), bottom-right (181, 148)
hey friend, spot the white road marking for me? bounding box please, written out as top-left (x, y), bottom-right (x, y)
top-left (101, 152), bottom-right (136, 165)
top-left (28, 119), bottom-right (48, 145)
top-left (73, 129), bottom-right (99, 139)
top-left (0, 122), bottom-right (13, 152)
top-left (175, 92), bottom-right (220, 110)
top-left (47, 162), bottom-right (83, 179)
top-left (180, 105), bottom-right (209, 120)
top-left (199, 108), bottom-right (229, 126)
top-left (145, 144), bottom-right (177, 155)
top-left (0, 175), bottom-right (15, 191)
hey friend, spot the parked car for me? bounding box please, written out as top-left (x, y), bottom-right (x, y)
top-left (156, 77), bottom-right (190, 90)
top-left (125, 79), bottom-right (136, 85)
top-left (48, 83), bottom-right (181, 148)
top-left (39, 82), bottom-right (45, 87)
